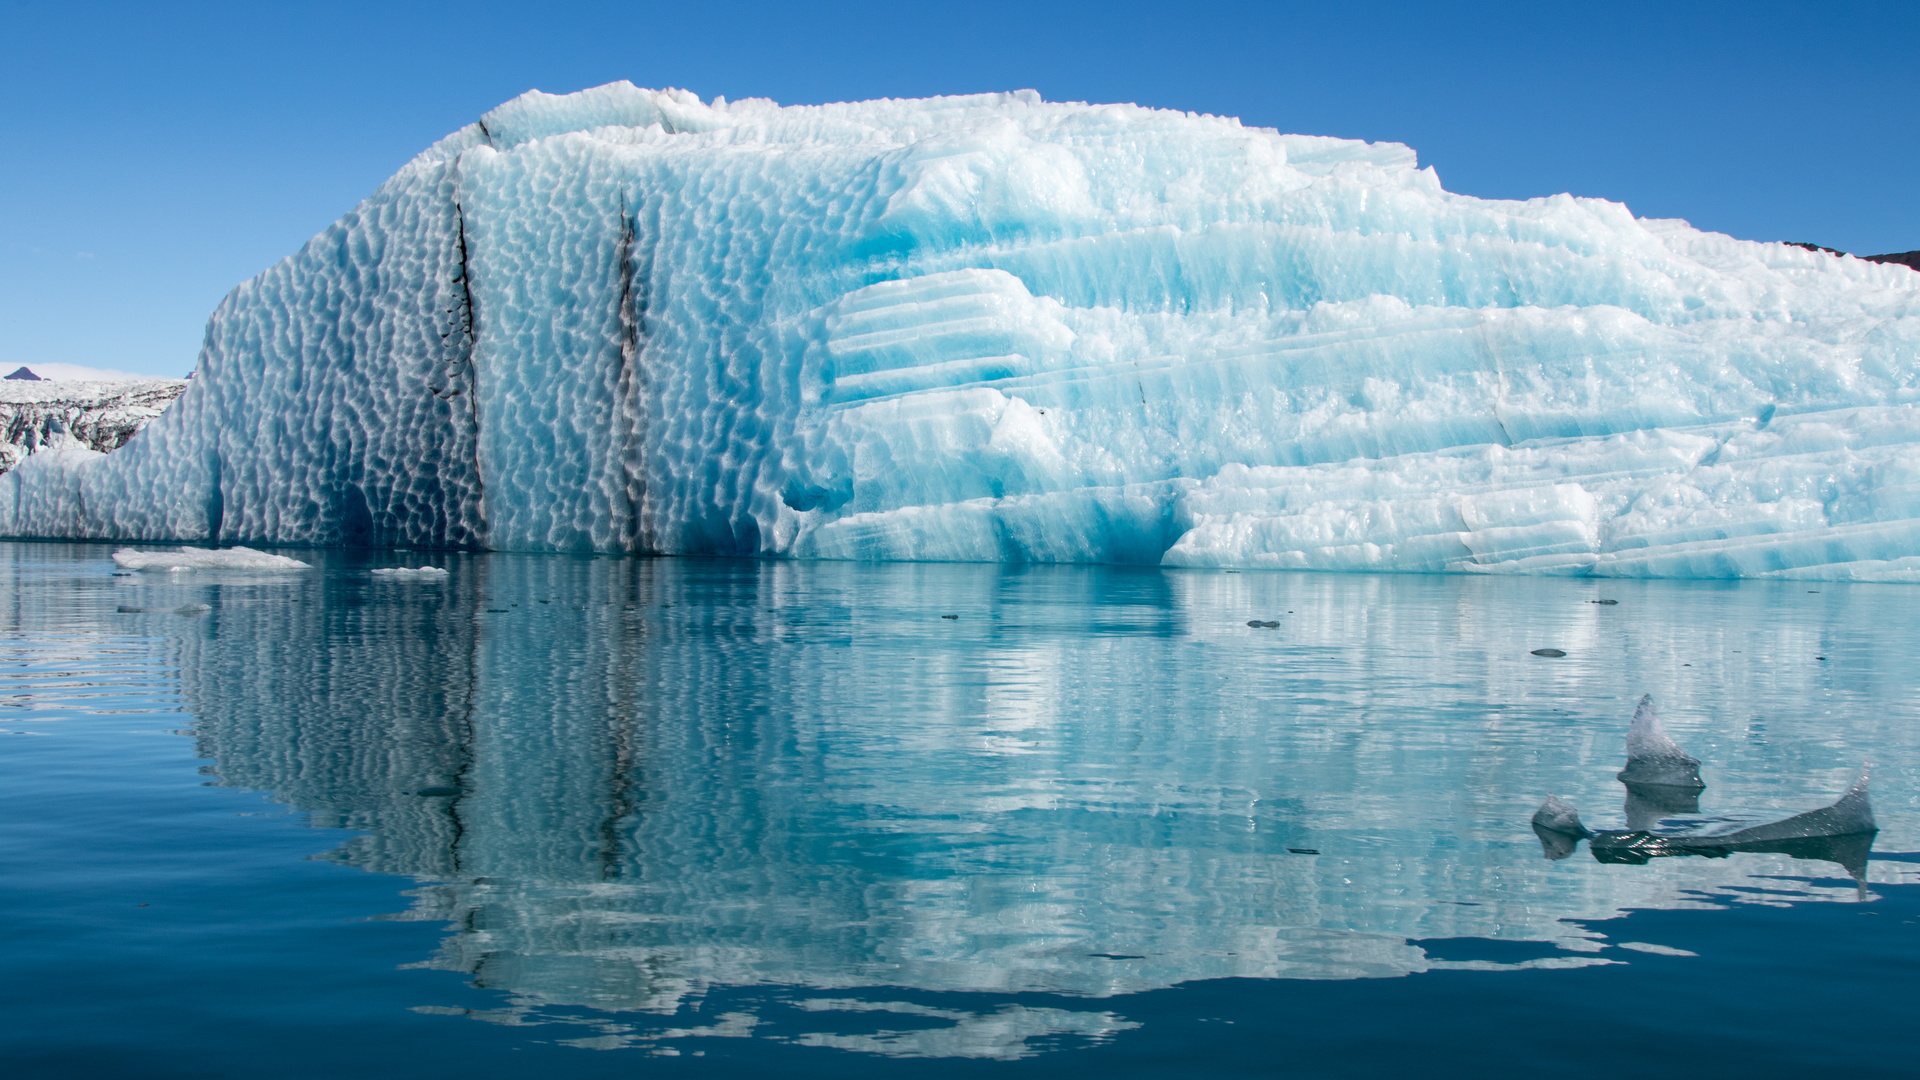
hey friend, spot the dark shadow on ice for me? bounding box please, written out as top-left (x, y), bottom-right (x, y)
top-left (1532, 695), bottom-right (1877, 884)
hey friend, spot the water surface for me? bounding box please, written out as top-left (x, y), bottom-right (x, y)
top-left (1, 543), bottom-right (1914, 1076)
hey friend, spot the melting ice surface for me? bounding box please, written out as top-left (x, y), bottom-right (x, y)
top-left (4, 84), bottom-right (1920, 577)
top-left (3, 543), bottom-right (1917, 1074)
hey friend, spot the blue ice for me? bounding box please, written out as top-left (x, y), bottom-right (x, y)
top-left (5, 82), bottom-right (1919, 578)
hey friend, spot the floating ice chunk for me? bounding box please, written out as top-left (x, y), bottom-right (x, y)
top-left (1657, 762), bottom-right (1876, 847)
top-left (111, 547), bottom-right (310, 572)
top-left (1535, 698), bottom-right (1878, 879)
top-left (1617, 695), bottom-right (1703, 788)
top-left (1530, 794), bottom-right (1591, 860)
top-left (1532, 795), bottom-right (1589, 837)
top-left (371, 566), bottom-right (449, 580)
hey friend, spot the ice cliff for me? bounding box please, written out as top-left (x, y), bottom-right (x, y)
top-left (4, 82), bottom-right (1918, 577)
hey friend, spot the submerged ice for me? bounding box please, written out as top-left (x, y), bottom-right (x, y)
top-left (4, 82), bottom-right (1918, 576)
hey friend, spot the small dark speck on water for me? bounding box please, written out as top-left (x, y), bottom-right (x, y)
top-left (1247, 620), bottom-right (1278, 628)
top-left (416, 787), bottom-right (461, 797)
top-left (941, 614), bottom-right (958, 620)
top-left (1288, 848), bottom-right (1319, 855)
top-left (1531, 648), bottom-right (1566, 657)
top-left (1089, 953), bottom-right (1145, 960)
top-left (485, 609), bottom-right (508, 613)
top-left (1589, 599), bottom-right (1618, 605)
top-left (1817, 656), bottom-right (1827, 661)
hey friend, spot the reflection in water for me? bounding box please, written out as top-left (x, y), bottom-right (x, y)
top-left (29, 550), bottom-right (1910, 1059)
top-left (1533, 696), bottom-right (1878, 882)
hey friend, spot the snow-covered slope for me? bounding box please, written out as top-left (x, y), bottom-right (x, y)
top-left (3, 83), bottom-right (1917, 577)
top-left (0, 379), bottom-right (188, 475)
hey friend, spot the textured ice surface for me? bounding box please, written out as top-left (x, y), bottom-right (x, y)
top-left (111, 547), bottom-right (311, 572)
top-left (5, 82), bottom-right (1918, 576)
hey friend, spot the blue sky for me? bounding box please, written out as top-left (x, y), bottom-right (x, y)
top-left (2, 0), bottom-right (1915, 376)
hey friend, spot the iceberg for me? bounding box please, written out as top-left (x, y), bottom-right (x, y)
top-left (4, 82), bottom-right (1917, 576)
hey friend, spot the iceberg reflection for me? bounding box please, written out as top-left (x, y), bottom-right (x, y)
top-left (72, 553), bottom-right (1902, 1057)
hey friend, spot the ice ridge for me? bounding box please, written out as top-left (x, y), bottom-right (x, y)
top-left (3, 82), bottom-right (1918, 577)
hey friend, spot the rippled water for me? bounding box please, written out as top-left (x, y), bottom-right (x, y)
top-left (2, 542), bottom-right (1915, 1077)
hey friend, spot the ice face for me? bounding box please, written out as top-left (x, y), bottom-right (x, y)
top-left (4, 82), bottom-right (1918, 576)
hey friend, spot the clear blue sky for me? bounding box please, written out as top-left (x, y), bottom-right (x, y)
top-left (3, 0), bottom-right (1915, 376)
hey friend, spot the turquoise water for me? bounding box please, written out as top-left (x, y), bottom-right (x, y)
top-left (1, 541), bottom-right (1915, 1077)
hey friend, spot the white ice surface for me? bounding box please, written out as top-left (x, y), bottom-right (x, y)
top-left (5, 83), bottom-right (1917, 576)
top-left (371, 566), bottom-right (449, 579)
top-left (112, 547), bottom-right (311, 572)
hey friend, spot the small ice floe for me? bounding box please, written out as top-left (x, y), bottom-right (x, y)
top-left (372, 566), bottom-right (449, 580)
top-left (112, 547), bottom-right (310, 572)
top-left (1531, 694), bottom-right (1877, 882)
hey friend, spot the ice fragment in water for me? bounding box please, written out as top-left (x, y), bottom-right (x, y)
top-left (111, 547), bottom-right (310, 572)
top-left (1617, 694), bottom-right (1702, 788)
top-left (4, 83), bottom-right (1917, 578)
top-left (1532, 795), bottom-right (1589, 837)
top-left (372, 566), bottom-right (449, 580)
top-left (1534, 699), bottom-right (1877, 880)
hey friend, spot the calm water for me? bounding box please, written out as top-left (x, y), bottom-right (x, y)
top-left (1, 541), bottom-right (1915, 1078)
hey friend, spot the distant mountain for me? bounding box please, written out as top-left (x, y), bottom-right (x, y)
top-left (1788, 242), bottom-right (1919, 269)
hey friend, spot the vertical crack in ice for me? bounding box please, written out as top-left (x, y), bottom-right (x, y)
top-left (614, 191), bottom-right (654, 553)
top-left (437, 196), bottom-right (488, 547)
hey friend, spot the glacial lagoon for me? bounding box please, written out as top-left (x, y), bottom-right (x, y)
top-left (1, 541), bottom-right (1914, 1076)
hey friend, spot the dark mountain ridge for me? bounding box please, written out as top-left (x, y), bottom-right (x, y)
top-left (1788, 242), bottom-right (1919, 269)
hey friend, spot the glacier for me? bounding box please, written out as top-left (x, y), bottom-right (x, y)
top-left (4, 81), bottom-right (1918, 578)
top-left (0, 376), bottom-right (187, 475)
